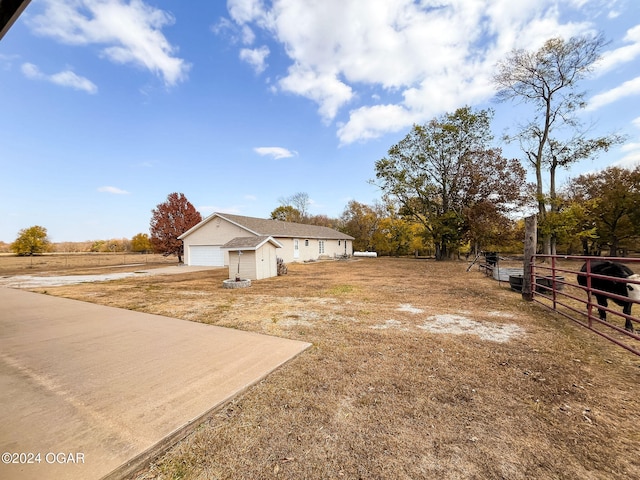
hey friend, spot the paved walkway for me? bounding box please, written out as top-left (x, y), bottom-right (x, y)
top-left (0, 287), bottom-right (311, 480)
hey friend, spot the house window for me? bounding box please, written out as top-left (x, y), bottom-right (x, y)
top-left (338, 240), bottom-right (341, 246)
top-left (319, 240), bottom-right (325, 254)
top-left (305, 239), bottom-right (309, 246)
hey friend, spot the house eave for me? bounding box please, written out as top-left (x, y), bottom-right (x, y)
top-left (221, 236), bottom-right (284, 251)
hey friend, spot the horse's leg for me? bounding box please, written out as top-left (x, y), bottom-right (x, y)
top-left (595, 295), bottom-right (608, 321)
top-left (623, 302), bottom-right (634, 332)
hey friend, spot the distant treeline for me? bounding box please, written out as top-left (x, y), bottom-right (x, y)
top-left (0, 235), bottom-right (153, 254)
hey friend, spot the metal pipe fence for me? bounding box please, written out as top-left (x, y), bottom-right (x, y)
top-left (531, 255), bottom-right (640, 356)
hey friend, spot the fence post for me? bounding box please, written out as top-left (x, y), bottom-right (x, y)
top-left (522, 214), bottom-right (537, 301)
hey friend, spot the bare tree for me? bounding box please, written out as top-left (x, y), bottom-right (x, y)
top-left (278, 192), bottom-right (311, 221)
top-left (493, 34), bottom-right (623, 254)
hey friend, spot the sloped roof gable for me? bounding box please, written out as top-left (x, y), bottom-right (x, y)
top-left (221, 236), bottom-right (283, 250)
top-left (180, 212), bottom-right (354, 240)
top-left (220, 213), bottom-right (353, 240)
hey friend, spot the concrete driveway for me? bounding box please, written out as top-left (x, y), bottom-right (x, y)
top-left (0, 287), bottom-right (311, 480)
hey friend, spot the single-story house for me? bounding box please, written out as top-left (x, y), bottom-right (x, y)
top-left (178, 212), bottom-right (354, 267)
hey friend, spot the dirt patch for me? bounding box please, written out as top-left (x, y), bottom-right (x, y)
top-left (0, 271), bottom-right (150, 288)
top-left (373, 306), bottom-right (523, 342)
top-left (14, 257), bottom-right (640, 479)
top-left (417, 313), bottom-right (523, 342)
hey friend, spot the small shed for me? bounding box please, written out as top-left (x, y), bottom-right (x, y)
top-left (221, 236), bottom-right (283, 281)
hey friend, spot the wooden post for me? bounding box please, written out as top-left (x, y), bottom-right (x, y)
top-left (522, 215), bottom-right (537, 301)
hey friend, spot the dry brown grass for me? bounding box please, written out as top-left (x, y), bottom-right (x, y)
top-left (0, 253), bottom-right (177, 276)
top-left (12, 257), bottom-right (640, 479)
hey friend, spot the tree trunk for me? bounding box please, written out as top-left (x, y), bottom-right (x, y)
top-left (522, 215), bottom-right (537, 301)
top-left (542, 235), bottom-right (551, 257)
top-left (609, 237), bottom-right (619, 257)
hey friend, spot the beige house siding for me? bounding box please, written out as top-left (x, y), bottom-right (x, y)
top-left (227, 242), bottom-right (279, 280)
top-left (180, 213), bottom-right (354, 266)
top-left (228, 251), bottom-right (256, 279)
top-left (257, 243), bottom-right (278, 279)
top-left (323, 238), bottom-right (351, 259)
top-left (276, 238), bottom-right (352, 263)
top-left (182, 216), bottom-right (250, 266)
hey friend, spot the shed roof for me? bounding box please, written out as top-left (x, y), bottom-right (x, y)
top-left (179, 212), bottom-right (354, 241)
top-left (221, 236), bottom-right (283, 251)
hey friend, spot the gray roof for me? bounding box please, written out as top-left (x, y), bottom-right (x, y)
top-left (219, 213), bottom-right (354, 240)
top-left (180, 212), bottom-right (354, 241)
top-left (221, 236), bottom-right (283, 250)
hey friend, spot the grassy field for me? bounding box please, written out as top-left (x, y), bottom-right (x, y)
top-left (7, 256), bottom-right (640, 479)
top-left (0, 252), bottom-right (178, 276)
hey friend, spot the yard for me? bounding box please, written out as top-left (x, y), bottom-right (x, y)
top-left (9, 256), bottom-right (640, 479)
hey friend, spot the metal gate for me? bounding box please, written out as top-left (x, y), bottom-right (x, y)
top-left (531, 255), bottom-right (640, 356)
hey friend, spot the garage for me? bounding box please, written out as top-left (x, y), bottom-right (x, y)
top-left (179, 213), bottom-right (354, 266)
top-left (188, 245), bottom-right (224, 266)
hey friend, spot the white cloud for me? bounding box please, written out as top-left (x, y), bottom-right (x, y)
top-left (239, 45), bottom-right (270, 73)
top-left (227, 0), bottom-right (269, 25)
top-left (211, 18), bottom-right (255, 45)
top-left (225, 0), bottom-right (598, 144)
top-left (587, 76), bottom-right (640, 111)
top-left (50, 70), bottom-right (98, 94)
top-left (595, 24), bottom-right (640, 74)
top-left (279, 64), bottom-right (353, 122)
top-left (21, 62), bottom-right (97, 94)
top-left (337, 104), bottom-right (418, 145)
top-left (611, 148), bottom-right (640, 169)
top-left (28, 0), bottom-right (190, 87)
top-left (254, 147), bottom-right (297, 159)
top-left (611, 118), bottom-right (640, 169)
top-left (98, 186), bottom-right (130, 194)
top-left (21, 62), bottom-right (42, 79)
top-left (241, 25), bottom-right (256, 45)
top-left (0, 53), bottom-right (20, 70)
top-left (621, 142), bottom-right (640, 152)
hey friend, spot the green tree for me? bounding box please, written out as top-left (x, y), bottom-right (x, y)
top-left (565, 166), bottom-right (640, 256)
top-left (340, 200), bottom-right (383, 252)
top-left (306, 214), bottom-right (338, 228)
top-left (464, 201), bottom-right (516, 254)
top-left (150, 192), bottom-right (202, 263)
top-left (493, 34), bottom-right (623, 254)
top-left (373, 106), bottom-right (525, 260)
top-left (11, 225), bottom-right (51, 256)
top-left (91, 240), bottom-right (106, 252)
top-left (372, 212), bottom-right (414, 257)
top-left (270, 205), bottom-right (302, 222)
top-left (131, 233), bottom-right (153, 253)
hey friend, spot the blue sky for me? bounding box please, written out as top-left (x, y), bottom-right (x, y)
top-left (1, 0), bottom-right (639, 243)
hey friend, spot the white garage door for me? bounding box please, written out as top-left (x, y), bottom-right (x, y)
top-left (189, 245), bottom-right (224, 266)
